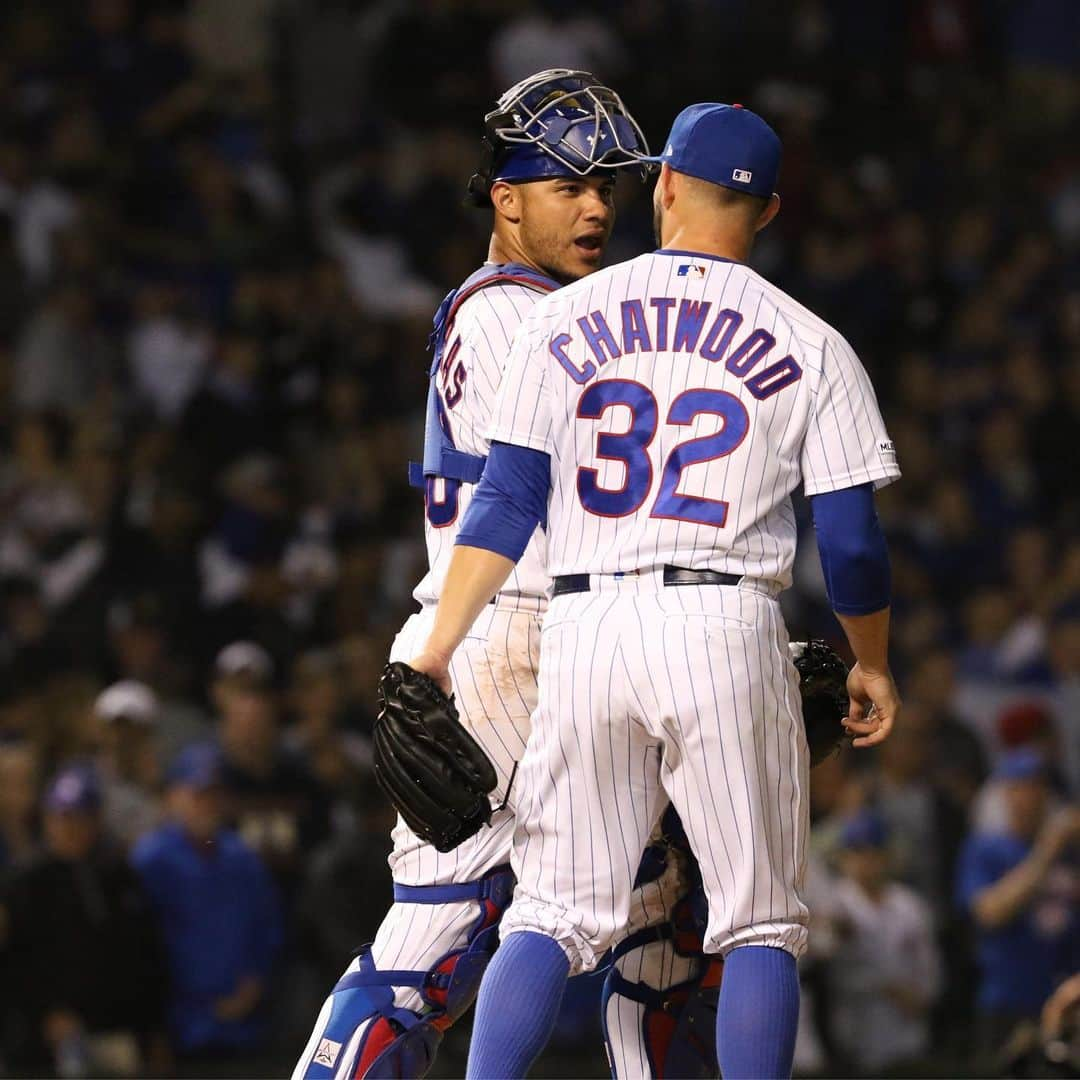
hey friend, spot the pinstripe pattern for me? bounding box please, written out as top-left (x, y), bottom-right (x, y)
top-left (486, 252), bottom-right (888, 998)
top-left (414, 280), bottom-right (550, 610)
top-left (500, 577), bottom-right (810, 974)
top-left (488, 252), bottom-right (901, 584)
top-left (386, 603), bottom-right (537, 885)
top-left (294, 273), bottom-right (689, 1079)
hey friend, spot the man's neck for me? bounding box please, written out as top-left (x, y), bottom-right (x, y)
top-left (487, 233), bottom-right (543, 275)
top-left (659, 226), bottom-right (751, 263)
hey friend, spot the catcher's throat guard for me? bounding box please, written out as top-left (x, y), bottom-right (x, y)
top-left (466, 68), bottom-right (653, 206)
top-left (374, 661), bottom-right (501, 852)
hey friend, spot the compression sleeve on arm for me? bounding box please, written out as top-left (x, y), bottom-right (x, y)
top-left (455, 441), bottom-right (550, 562)
top-left (809, 483), bottom-right (891, 615)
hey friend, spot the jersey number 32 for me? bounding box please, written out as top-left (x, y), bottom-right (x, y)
top-left (576, 378), bottom-right (749, 527)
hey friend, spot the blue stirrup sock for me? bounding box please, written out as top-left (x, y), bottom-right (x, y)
top-left (465, 931), bottom-right (570, 1079)
top-left (717, 945), bottom-right (800, 1079)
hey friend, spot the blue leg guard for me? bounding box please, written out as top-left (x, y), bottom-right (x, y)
top-left (297, 866), bottom-right (515, 1080)
top-left (601, 927), bottom-right (721, 1079)
top-left (602, 807), bottom-right (721, 1079)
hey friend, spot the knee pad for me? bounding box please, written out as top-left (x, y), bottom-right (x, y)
top-left (300, 866), bottom-right (515, 1080)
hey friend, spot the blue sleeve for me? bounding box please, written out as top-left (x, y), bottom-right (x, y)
top-left (809, 483), bottom-right (891, 615)
top-left (455, 441), bottom-right (551, 561)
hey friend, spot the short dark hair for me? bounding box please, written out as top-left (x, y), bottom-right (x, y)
top-left (679, 171), bottom-right (768, 217)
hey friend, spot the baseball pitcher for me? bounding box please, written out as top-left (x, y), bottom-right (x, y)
top-left (406, 103), bottom-right (902, 1079)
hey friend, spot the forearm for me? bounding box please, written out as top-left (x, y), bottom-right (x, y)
top-left (972, 850), bottom-right (1053, 929)
top-left (425, 545), bottom-right (516, 661)
top-left (837, 607), bottom-right (891, 673)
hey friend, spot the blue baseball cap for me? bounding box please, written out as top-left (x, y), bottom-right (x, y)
top-left (44, 765), bottom-right (102, 814)
top-left (993, 747), bottom-right (1048, 783)
top-left (644, 103), bottom-right (781, 199)
top-left (166, 743), bottom-right (224, 790)
top-left (839, 809), bottom-right (889, 850)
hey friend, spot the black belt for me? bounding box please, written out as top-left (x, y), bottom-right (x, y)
top-left (552, 565), bottom-right (741, 597)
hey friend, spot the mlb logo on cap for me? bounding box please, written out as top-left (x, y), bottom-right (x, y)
top-left (644, 103), bottom-right (781, 199)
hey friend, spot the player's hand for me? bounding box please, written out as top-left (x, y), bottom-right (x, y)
top-left (407, 648), bottom-right (452, 696)
top-left (843, 663), bottom-right (900, 748)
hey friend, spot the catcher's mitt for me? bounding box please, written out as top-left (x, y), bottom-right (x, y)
top-left (790, 639), bottom-right (851, 767)
top-left (373, 661), bottom-right (499, 853)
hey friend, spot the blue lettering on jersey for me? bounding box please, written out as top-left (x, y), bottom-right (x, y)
top-left (577, 310), bottom-right (622, 367)
top-left (620, 299), bottom-right (652, 354)
top-left (700, 308), bottom-right (743, 362)
top-left (551, 332), bottom-right (596, 384)
top-left (726, 327), bottom-right (776, 377)
top-left (549, 296), bottom-right (803, 401)
top-left (672, 300), bottom-right (712, 352)
top-left (650, 297), bottom-right (675, 351)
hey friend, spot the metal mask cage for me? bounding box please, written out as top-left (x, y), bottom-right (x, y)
top-left (486, 68), bottom-right (653, 178)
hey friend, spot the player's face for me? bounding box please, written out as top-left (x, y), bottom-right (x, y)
top-left (518, 176), bottom-right (616, 284)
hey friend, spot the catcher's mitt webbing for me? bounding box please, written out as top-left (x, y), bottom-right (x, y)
top-left (374, 662), bottom-right (499, 853)
top-left (791, 639), bottom-right (851, 767)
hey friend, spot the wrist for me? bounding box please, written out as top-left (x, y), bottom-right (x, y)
top-left (855, 659), bottom-right (889, 678)
top-left (421, 640), bottom-right (454, 668)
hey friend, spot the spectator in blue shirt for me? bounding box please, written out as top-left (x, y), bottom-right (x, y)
top-left (956, 748), bottom-right (1080, 1060)
top-left (132, 743), bottom-right (283, 1062)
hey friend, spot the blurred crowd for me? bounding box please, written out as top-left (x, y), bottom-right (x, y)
top-left (0, 0), bottom-right (1077, 1077)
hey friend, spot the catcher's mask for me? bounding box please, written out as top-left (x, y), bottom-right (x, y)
top-left (466, 68), bottom-right (653, 207)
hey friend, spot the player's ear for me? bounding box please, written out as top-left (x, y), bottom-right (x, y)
top-left (656, 163), bottom-right (677, 210)
top-left (490, 180), bottom-right (523, 224)
top-left (755, 193), bottom-right (781, 233)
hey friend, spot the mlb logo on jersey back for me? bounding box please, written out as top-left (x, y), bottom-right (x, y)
top-left (732, 168), bottom-right (752, 183)
top-left (677, 264), bottom-right (707, 278)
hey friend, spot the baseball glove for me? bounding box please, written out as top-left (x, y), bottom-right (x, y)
top-left (790, 639), bottom-right (851, 767)
top-left (373, 661), bottom-right (499, 853)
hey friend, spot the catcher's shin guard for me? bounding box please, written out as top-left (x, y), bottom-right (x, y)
top-left (602, 844), bottom-right (723, 1080)
top-left (297, 866), bottom-right (514, 1079)
top-left (602, 926), bottom-right (723, 1080)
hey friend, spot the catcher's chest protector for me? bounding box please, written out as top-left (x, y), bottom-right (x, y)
top-left (408, 263), bottom-right (558, 491)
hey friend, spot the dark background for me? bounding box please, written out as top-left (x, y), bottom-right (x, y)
top-left (0, 0), bottom-right (1077, 1077)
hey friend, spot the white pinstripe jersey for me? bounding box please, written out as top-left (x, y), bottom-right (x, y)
top-left (487, 250), bottom-right (900, 585)
top-left (413, 278), bottom-right (551, 608)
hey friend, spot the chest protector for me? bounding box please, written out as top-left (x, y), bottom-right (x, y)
top-left (408, 263), bottom-right (558, 490)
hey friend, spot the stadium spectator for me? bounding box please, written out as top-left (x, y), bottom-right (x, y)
top-left (0, 1), bottom-right (1073, 1073)
top-left (0, 764), bottom-right (166, 1077)
top-left (92, 680), bottom-right (161, 849)
top-left (132, 742), bottom-right (282, 1064)
top-left (285, 648), bottom-right (370, 813)
top-left (956, 749), bottom-right (1080, 1060)
top-left (0, 740), bottom-right (38, 868)
top-left (212, 642), bottom-right (330, 895)
top-left (828, 810), bottom-right (942, 1074)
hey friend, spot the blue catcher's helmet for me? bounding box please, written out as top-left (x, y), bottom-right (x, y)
top-left (466, 69), bottom-right (653, 206)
